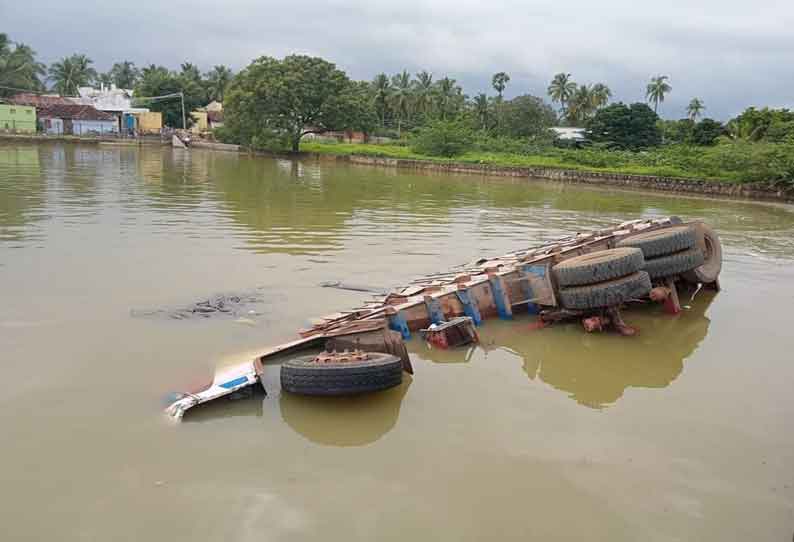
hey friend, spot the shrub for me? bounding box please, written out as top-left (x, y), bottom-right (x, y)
top-left (410, 120), bottom-right (473, 157)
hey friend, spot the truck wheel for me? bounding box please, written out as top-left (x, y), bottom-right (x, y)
top-left (281, 353), bottom-right (403, 396)
top-left (644, 247), bottom-right (705, 279)
top-left (683, 224), bottom-right (723, 284)
top-left (616, 225), bottom-right (697, 258)
top-left (558, 272), bottom-right (652, 310)
top-left (553, 248), bottom-right (645, 287)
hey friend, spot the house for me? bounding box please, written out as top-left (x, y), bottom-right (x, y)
top-left (38, 104), bottom-right (118, 135)
top-left (6, 93), bottom-right (73, 108)
top-left (0, 104), bottom-right (37, 133)
top-left (190, 101), bottom-right (224, 134)
top-left (70, 85), bottom-right (153, 134)
top-left (132, 111), bottom-right (162, 134)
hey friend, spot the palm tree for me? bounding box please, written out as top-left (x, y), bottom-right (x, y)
top-left (48, 54), bottom-right (97, 96)
top-left (566, 84), bottom-right (595, 125)
top-left (389, 70), bottom-right (412, 136)
top-left (0, 36), bottom-right (46, 97)
top-left (205, 65), bottom-right (233, 102)
top-left (646, 75), bottom-right (672, 113)
top-left (110, 61), bottom-right (139, 89)
top-left (472, 93), bottom-right (490, 131)
top-left (591, 83), bottom-right (612, 109)
top-left (412, 70), bottom-right (434, 117)
top-left (434, 77), bottom-right (461, 120)
top-left (371, 73), bottom-right (391, 128)
top-left (492, 72), bottom-right (510, 99)
top-left (687, 97), bottom-right (705, 121)
top-left (547, 72), bottom-right (577, 119)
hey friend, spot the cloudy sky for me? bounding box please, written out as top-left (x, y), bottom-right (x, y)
top-left (4, 0), bottom-right (793, 119)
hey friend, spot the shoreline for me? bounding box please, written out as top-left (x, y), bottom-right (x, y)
top-left (4, 134), bottom-right (793, 203)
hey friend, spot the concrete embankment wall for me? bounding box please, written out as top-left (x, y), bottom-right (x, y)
top-left (336, 155), bottom-right (794, 203)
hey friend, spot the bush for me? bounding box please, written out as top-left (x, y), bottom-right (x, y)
top-left (410, 120), bottom-right (473, 157)
top-left (690, 119), bottom-right (724, 146)
top-left (588, 102), bottom-right (661, 150)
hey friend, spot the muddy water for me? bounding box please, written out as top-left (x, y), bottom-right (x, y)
top-left (1, 142), bottom-right (793, 541)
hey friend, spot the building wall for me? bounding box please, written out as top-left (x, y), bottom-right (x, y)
top-left (72, 120), bottom-right (118, 135)
top-left (134, 112), bottom-right (162, 133)
top-left (190, 111), bottom-right (208, 133)
top-left (0, 104), bottom-right (37, 133)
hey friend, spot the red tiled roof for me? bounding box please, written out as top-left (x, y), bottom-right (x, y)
top-left (207, 111), bottom-right (224, 123)
top-left (38, 104), bottom-right (116, 121)
top-left (6, 93), bottom-right (73, 107)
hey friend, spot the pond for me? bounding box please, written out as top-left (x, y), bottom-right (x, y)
top-left (1, 142), bottom-right (792, 540)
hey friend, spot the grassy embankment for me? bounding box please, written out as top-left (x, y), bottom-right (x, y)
top-left (302, 141), bottom-right (794, 185)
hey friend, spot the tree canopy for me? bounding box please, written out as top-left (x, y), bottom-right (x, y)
top-left (48, 54), bottom-right (97, 96)
top-left (0, 34), bottom-right (46, 97)
top-left (587, 102), bottom-right (661, 150)
top-left (223, 55), bottom-right (375, 151)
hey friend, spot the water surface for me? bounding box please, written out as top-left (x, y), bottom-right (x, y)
top-left (1, 143), bottom-right (792, 541)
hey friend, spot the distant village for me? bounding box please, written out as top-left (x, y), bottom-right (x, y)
top-left (0, 85), bottom-right (223, 138)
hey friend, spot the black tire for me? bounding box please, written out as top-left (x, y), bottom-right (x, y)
top-left (558, 271), bottom-right (652, 310)
top-left (683, 224), bottom-right (722, 284)
top-left (553, 248), bottom-right (645, 287)
top-left (281, 353), bottom-right (403, 396)
top-left (616, 226), bottom-right (697, 258)
top-left (643, 247), bottom-right (705, 279)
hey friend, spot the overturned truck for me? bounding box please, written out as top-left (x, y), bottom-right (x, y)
top-left (164, 216), bottom-right (722, 421)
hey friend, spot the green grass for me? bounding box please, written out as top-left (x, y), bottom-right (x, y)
top-left (301, 142), bottom-right (735, 183)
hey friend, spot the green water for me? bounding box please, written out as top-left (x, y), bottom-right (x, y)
top-left (1, 142), bottom-right (792, 541)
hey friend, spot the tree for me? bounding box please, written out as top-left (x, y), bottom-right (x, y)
top-left (411, 119), bottom-right (473, 157)
top-left (134, 65), bottom-right (206, 128)
top-left (646, 75), bottom-right (672, 113)
top-left (179, 62), bottom-right (202, 84)
top-left (223, 55), bottom-right (372, 151)
top-left (472, 93), bottom-right (490, 131)
top-left (591, 83), bottom-right (612, 109)
top-left (587, 102), bottom-right (661, 150)
top-left (389, 70), bottom-right (412, 136)
top-left (434, 77), bottom-right (464, 120)
top-left (0, 34), bottom-right (46, 97)
top-left (371, 73), bottom-right (391, 128)
top-left (690, 118), bottom-right (723, 146)
top-left (48, 54), bottom-right (97, 96)
top-left (412, 70), bottom-right (434, 118)
top-left (205, 65), bottom-right (233, 102)
top-left (491, 72), bottom-right (510, 99)
top-left (109, 61), bottom-right (139, 89)
top-left (686, 98), bottom-right (705, 121)
top-left (547, 72), bottom-right (577, 119)
top-left (565, 85), bottom-right (594, 125)
top-left (496, 94), bottom-right (557, 138)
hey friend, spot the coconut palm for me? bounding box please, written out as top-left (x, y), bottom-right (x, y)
top-left (412, 70), bottom-right (434, 117)
top-left (591, 83), bottom-right (612, 109)
top-left (646, 75), bottom-right (672, 113)
top-left (472, 92), bottom-right (490, 131)
top-left (205, 65), bottom-right (233, 102)
top-left (0, 36), bottom-right (46, 97)
top-left (389, 70), bottom-right (412, 136)
top-left (492, 72), bottom-right (510, 100)
top-left (434, 77), bottom-right (462, 120)
top-left (686, 97), bottom-right (705, 121)
top-left (566, 84), bottom-right (595, 125)
top-left (371, 73), bottom-right (391, 128)
top-left (547, 72), bottom-right (577, 119)
top-left (48, 54), bottom-right (97, 96)
top-left (109, 61), bottom-right (140, 89)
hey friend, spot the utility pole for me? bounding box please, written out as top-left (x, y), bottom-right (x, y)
top-left (180, 92), bottom-right (187, 130)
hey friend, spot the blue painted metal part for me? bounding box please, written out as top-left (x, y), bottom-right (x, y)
top-left (520, 264), bottom-right (539, 315)
top-left (489, 276), bottom-right (513, 320)
top-left (219, 376), bottom-right (249, 389)
top-left (455, 289), bottom-right (482, 326)
top-left (388, 310), bottom-right (411, 340)
top-left (425, 296), bottom-right (446, 325)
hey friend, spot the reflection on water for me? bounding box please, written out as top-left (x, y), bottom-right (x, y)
top-left (411, 293), bottom-right (714, 409)
top-left (279, 378), bottom-right (412, 446)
